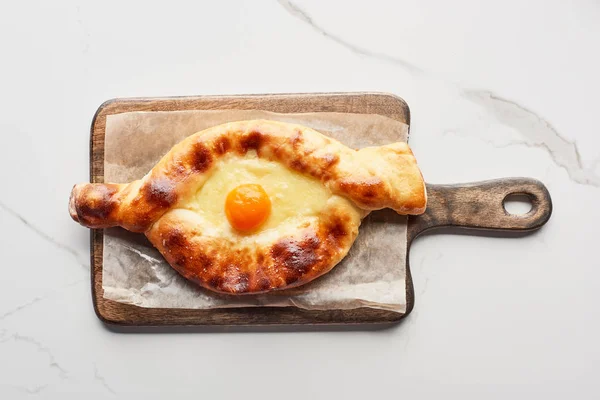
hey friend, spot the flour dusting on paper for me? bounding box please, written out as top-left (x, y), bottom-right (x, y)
top-left (102, 110), bottom-right (409, 312)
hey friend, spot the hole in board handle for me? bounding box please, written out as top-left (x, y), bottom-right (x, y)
top-left (503, 193), bottom-right (533, 215)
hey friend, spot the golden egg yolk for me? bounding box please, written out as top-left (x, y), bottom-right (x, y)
top-left (225, 184), bottom-right (272, 232)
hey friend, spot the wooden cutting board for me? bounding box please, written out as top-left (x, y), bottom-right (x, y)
top-left (89, 92), bottom-right (552, 326)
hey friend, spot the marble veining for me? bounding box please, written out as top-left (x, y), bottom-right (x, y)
top-left (464, 90), bottom-right (600, 187)
top-left (0, 0), bottom-right (598, 398)
top-left (278, 0), bottom-right (599, 189)
top-left (0, 298), bottom-right (45, 322)
top-left (93, 364), bottom-right (116, 395)
top-left (277, 0), bottom-right (424, 74)
top-left (0, 330), bottom-right (68, 392)
top-left (0, 201), bottom-right (89, 270)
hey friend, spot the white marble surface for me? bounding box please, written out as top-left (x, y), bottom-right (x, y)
top-left (0, 0), bottom-right (599, 398)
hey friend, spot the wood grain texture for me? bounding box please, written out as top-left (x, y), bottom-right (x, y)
top-left (408, 179), bottom-right (552, 239)
top-left (88, 92), bottom-right (552, 327)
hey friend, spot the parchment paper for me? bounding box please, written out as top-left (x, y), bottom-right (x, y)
top-left (102, 110), bottom-right (409, 312)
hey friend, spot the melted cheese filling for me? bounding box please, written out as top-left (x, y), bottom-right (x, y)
top-left (186, 152), bottom-right (332, 235)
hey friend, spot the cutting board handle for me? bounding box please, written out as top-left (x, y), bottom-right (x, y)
top-left (409, 178), bottom-right (552, 237)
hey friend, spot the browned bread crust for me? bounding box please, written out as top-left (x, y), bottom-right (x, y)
top-left (69, 120), bottom-right (426, 294)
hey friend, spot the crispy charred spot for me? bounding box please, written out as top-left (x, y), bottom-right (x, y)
top-left (180, 247), bottom-right (259, 293)
top-left (164, 228), bottom-right (187, 249)
top-left (187, 251), bottom-right (213, 274)
top-left (221, 272), bottom-right (250, 294)
top-left (173, 255), bottom-right (187, 269)
top-left (199, 252), bottom-right (214, 269)
top-left (272, 140), bottom-right (287, 157)
top-left (126, 213), bottom-right (155, 233)
top-left (321, 153), bottom-right (339, 167)
top-left (253, 258), bottom-right (271, 291)
top-left (271, 234), bottom-right (320, 276)
top-left (160, 228), bottom-right (191, 271)
top-left (257, 277), bottom-right (271, 292)
top-left (209, 275), bottom-right (223, 289)
top-left (363, 188), bottom-right (376, 198)
top-left (339, 177), bottom-right (384, 205)
top-left (76, 184), bottom-right (120, 224)
top-left (325, 217), bottom-right (348, 242)
top-left (291, 130), bottom-right (303, 148)
top-left (191, 142), bottom-right (213, 172)
top-left (214, 136), bottom-right (231, 155)
top-left (141, 178), bottom-right (177, 208)
top-left (169, 161), bottom-right (188, 179)
top-left (239, 131), bottom-right (264, 153)
top-left (208, 263), bottom-right (249, 294)
top-left (290, 158), bottom-right (307, 172)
